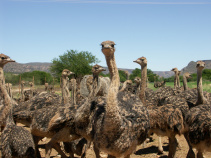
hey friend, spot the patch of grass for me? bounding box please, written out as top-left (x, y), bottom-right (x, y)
top-left (148, 81), bottom-right (211, 93)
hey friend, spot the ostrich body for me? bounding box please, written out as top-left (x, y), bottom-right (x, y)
top-left (0, 54), bottom-right (36, 158)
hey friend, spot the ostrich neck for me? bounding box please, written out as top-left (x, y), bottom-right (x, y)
top-left (177, 73), bottom-right (180, 87)
top-left (174, 72), bottom-right (178, 89)
top-left (71, 80), bottom-right (76, 105)
top-left (140, 65), bottom-right (147, 106)
top-left (183, 75), bottom-right (188, 91)
top-left (0, 66), bottom-right (14, 126)
top-left (196, 69), bottom-right (205, 105)
top-left (104, 54), bottom-right (121, 128)
top-left (89, 74), bottom-right (99, 98)
top-left (62, 76), bottom-right (70, 105)
top-left (0, 67), bottom-right (5, 86)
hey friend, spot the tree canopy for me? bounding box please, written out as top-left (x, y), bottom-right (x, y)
top-left (5, 71), bottom-right (53, 85)
top-left (50, 50), bottom-right (99, 79)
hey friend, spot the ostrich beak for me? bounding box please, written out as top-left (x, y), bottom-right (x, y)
top-left (133, 60), bottom-right (138, 63)
top-left (7, 58), bottom-right (15, 63)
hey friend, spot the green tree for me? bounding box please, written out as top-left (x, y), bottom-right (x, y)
top-left (203, 69), bottom-right (211, 81)
top-left (50, 50), bottom-right (99, 80)
top-left (119, 70), bottom-right (127, 82)
top-left (5, 72), bottom-right (19, 85)
top-left (19, 71), bottom-right (53, 85)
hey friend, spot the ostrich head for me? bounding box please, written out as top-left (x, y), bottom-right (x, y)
top-left (0, 54), bottom-right (15, 67)
top-left (171, 68), bottom-right (179, 73)
top-left (134, 77), bottom-right (141, 84)
top-left (62, 69), bottom-right (74, 77)
top-left (101, 41), bottom-right (116, 57)
top-left (184, 72), bottom-right (192, 79)
top-left (196, 61), bottom-right (205, 70)
top-left (92, 64), bottom-right (106, 75)
top-left (133, 57), bottom-right (147, 67)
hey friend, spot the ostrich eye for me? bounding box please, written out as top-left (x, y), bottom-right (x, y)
top-left (101, 45), bottom-right (104, 48)
top-left (111, 44), bottom-right (114, 48)
top-left (1, 57), bottom-right (5, 60)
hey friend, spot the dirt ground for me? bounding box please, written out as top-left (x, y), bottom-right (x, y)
top-left (36, 134), bottom-right (209, 158)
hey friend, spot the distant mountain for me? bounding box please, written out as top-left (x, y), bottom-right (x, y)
top-left (4, 60), bottom-right (211, 78)
top-left (4, 62), bottom-right (52, 74)
top-left (181, 60), bottom-right (211, 74)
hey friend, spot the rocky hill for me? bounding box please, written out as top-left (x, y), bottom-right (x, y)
top-left (4, 62), bottom-right (51, 74)
top-left (4, 60), bottom-right (211, 78)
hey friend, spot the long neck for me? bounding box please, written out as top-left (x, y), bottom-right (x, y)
top-left (196, 69), bottom-right (206, 105)
top-left (177, 73), bottom-right (180, 87)
top-left (104, 54), bottom-right (121, 128)
top-left (89, 74), bottom-right (99, 98)
top-left (119, 80), bottom-right (129, 92)
top-left (183, 74), bottom-right (188, 91)
top-left (0, 66), bottom-right (14, 127)
top-left (174, 72), bottom-right (177, 89)
top-left (62, 76), bottom-right (70, 104)
top-left (140, 65), bottom-right (147, 106)
top-left (0, 67), bottom-right (5, 86)
top-left (71, 79), bottom-right (76, 105)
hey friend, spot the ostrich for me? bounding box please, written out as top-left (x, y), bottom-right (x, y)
top-left (0, 54), bottom-right (36, 158)
top-left (13, 69), bottom-right (74, 158)
top-left (154, 76), bottom-right (166, 88)
top-left (171, 68), bottom-right (180, 89)
top-left (134, 57), bottom-right (188, 157)
top-left (46, 64), bottom-right (106, 158)
top-left (61, 69), bottom-right (74, 104)
top-left (20, 80), bottom-right (25, 101)
top-left (89, 41), bottom-right (150, 157)
top-left (5, 83), bottom-right (13, 98)
top-left (80, 67), bottom-right (110, 98)
top-left (182, 72), bottom-right (191, 91)
top-left (185, 60), bottom-right (211, 158)
top-left (48, 41), bottom-right (150, 158)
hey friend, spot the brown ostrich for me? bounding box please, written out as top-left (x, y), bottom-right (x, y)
top-left (185, 61), bottom-right (211, 158)
top-left (13, 69), bottom-right (74, 158)
top-left (89, 41), bottom-right (150, 157)
top-left (154, 76), bottom-right (166, 88)
top-left (134, 57), bottom-right (188, 157)
top-left (46, 65), bottom-right (106, 158)
top-left (48, 41), bottom-right (150, 158)
top-left (5, 83), bottom-right (13, 98)
top-left (0, 54), bottom-right (36, 158)
top-left (171, 67), bottom-right (180, 89)
top-left (182, 72), bottom-right (191, 91)
top-left (61, 69), bottom-right (74, 104)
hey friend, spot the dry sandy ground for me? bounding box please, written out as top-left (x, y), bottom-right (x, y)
top-left (37, 134), bottom-right (210, 158)
top-left (0, 124), bottom-right (210, 158)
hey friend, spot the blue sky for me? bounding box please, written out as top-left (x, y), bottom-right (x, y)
top-left (0, 0), bottom-right (211, 71)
